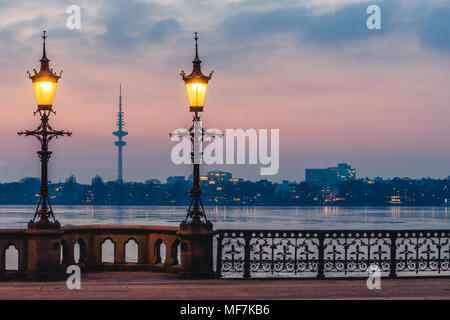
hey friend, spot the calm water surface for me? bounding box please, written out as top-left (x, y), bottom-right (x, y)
top-left (0, 205), bottom-right (449, 230)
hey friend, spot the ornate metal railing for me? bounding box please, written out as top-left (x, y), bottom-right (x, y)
top-left (216, 230), bottom-right (450, 278)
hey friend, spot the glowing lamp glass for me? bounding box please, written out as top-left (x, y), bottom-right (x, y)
top-left (185, 81), bottom-right (207, 108)
top-left (33, 80), bottom-right (57, 107)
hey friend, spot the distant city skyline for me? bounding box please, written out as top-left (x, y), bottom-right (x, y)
top-left (5, 167), bottom-right (450, 185)
top-left (2, 171), bottom-right (450, 207)
top-left (1, 1), bottom-right (450, 183)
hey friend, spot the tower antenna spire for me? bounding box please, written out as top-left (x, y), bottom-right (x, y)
top-left (119, 84), bottom-right (122, 113)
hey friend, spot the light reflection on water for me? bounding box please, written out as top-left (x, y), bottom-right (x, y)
top-left (0, 205), bottom-right (449, 230)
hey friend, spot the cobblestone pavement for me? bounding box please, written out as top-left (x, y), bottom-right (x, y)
top-left (0, 272), bottom-right (449, 300)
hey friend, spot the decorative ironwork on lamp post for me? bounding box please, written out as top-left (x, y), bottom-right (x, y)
top-left (173, 32), bottom-right (219, 224)
top-left (18, 31), bottom-right (72, 227)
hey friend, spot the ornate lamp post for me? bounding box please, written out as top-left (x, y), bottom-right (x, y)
top-left (174, 33), bottom-right (217, 279)
top-left (178, 32), bottom-right (215, 224)
top-left (18, 31), bottom-right (71, 227)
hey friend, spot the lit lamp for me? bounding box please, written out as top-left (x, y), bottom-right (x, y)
top-left (31, 74), bottom-right (59, 108)
top-left (28, 31), bottom-right (61, 111)
top-left (18, 31), bottom-right (71, 227)
top-left (181, 32), bottom-right (212, 113)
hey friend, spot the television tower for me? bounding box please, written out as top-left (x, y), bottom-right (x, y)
top-left (113, 84), bottom-right (128, 182)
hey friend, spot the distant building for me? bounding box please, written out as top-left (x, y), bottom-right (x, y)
top-left (166, 176), bottom-right (186, 185)
top-left (207, 171), bottom-right (232, 182)
top-left (321, 185), bottom-right (339, 203)
top-left (201, 171), bottom-right (231, 185)
top-left (196, 171), bottom-right (243, 185)
top-left (305, 163), bottom-right (356, 185)
top-left (335, 163), bottom-right (356, 181)
top-left (145, 179), bottom-right (161, 185)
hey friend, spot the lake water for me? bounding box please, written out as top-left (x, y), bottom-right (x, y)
top-left (1, 205), bottom-right (450, 230)
top-left (2, 205), bottom-right (449, 274)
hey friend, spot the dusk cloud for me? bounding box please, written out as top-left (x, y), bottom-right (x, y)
top-left (220, 4), bottom-right (386, 44)
top-left (1, 0), bottom-right (450, 183)
top-left (97, 0), bottom-right (181, 48)
top-left (219, 0), bottom-right (450, 52)
top-left (418, 5), bottom-right (450, 51)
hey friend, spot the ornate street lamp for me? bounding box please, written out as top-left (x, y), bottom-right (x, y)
top-left (177, 32), bottom-right (216, 224)
top-left (18, 31), bottom-right (72, 227)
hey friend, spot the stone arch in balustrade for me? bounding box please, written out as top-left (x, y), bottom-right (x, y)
top-left (101, 238), bottom-right (115, 264)
top-left (154, 239), bottom-right (166, 264)
top-left (74, 239), bottom-right (87, 264)
top-left (4, 244), bottom-right (19, 271)
top-left (125, 238), bottom-right (139, 263)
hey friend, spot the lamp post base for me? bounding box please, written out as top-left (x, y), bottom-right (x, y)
top-left (28, 220), bottom-right (61, 230)
top-left (25, 222), bottom-right (64, 281)
top-left (177, 221), bottom-right (215, 279)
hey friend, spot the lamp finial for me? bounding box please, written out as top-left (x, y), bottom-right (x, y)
top-left (41, 30), bottom-right (48, 61)
top-left (194, 32), bottom-right (200, 62)
top-left (39, 30), bottom-right (50, 73)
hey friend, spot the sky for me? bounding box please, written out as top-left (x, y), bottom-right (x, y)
top-left (0, 0), bottom-right (450, 184)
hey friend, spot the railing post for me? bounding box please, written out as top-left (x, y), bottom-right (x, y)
top-left (0, 244), bottom-right (5, 274)
top-left (85, 235), bottom-right (96, 270)
top-left (389, 232), bottom-right (397, 278)
top-left (25, 224), bottom-right (64, 280)
top-left (317, 232), bottom-right (325, 279)
top-left (216, 232), bottom-right (223, 278)
top-left (243, 232), bottom-right (251, 279)
top-left (115, 241), bottom-right (125, 265)
top-left (177, 222), bottom-right (215, 279)
top-left (66, 243), bottom-right (75, 266)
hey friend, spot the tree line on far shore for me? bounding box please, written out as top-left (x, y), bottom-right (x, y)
top-left (0, 175), bottom-right (450, 206)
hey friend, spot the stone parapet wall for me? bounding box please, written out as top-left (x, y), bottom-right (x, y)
top-left (0, 225), bottom-right (185, 280)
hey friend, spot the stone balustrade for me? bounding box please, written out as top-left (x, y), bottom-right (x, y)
top-left (61, 225), bottom-right (182, 272)
top-left (5, 224), bottom-right (448, 281)
top-left (0, 225), bottom-right (205, 280)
